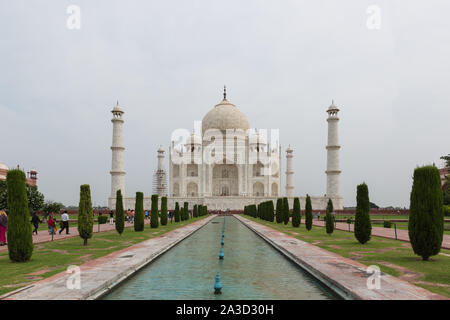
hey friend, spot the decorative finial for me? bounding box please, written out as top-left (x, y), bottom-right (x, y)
top-left (116, 100), bottom-right (119, 106)
top-left (223, 85), bottom-right (227, 100)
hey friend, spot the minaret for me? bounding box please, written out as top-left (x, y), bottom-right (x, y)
top-left (156, 146), bottom-right (167, 196)
top-left (285, 146), bottom-right (294, 197)
top-left (326, 100), bottom-right (341, 198)
top-left (110, 101), bottom-right (126, 200)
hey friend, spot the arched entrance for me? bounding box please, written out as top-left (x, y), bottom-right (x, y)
top-left (213, 164), bottom-right (238, 196)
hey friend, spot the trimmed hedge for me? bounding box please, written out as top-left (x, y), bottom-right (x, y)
top-left (6, 169), bottom-right (33, 262)
top-left (115, 189), bottom-right (125, 235)
top-left (150, 194), bottom-right (159, 228)
top-left (283, 197), bottom-right (289, 225)
top-left (160, 196), bottom-right (168, 226)
top-left (134, 192), bottom-right (144, 231)
top-left (305, 195), bottom-right (313, 231)
top-left (354, 183), bottom-right (372, 244)
top-left (325, 198), bottom-right (334, 235)
top-left (409, 166), bottom-right (444, 260)
top-left (292, 197), bottom-right (301, 227)
top-left (174, 202), bottom-right (180, 222)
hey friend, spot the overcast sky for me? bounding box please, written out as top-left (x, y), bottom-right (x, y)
top-left (0, 0), bottom-right (449, 208)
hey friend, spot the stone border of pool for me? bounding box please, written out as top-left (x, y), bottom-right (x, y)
top-left (234, 215), bottom-right (447, 300)
top-left (1, 216), bottom-right (214, 300)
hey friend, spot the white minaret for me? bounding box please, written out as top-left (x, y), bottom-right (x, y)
top-left (326, 100), bottom-right (341, 198)
top-left (285, 146), bottom-right (294, 197)
top-left (156, 146), bottom-right (167, 196)
top-left (110, 101), bottom-right (126, 199)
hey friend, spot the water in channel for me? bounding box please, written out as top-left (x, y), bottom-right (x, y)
top-left (102, 216), bottom-right (338, 300)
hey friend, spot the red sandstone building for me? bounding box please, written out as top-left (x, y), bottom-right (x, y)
top-left (0, 162), bottom-right (38, 186)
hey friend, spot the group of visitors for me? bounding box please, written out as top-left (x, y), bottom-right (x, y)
top-left (126, 209), bottom-right (135, 223)
top-left (45, 211), bottom-right (70, 235)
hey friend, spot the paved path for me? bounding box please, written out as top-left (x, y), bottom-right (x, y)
top-left (0, 219), bottom-right (152, 252)
top-left (312, 220), bottom-right (450, 250)
top-left (236, 215), bottom-right (446, 300)
top-left (1, 216), bottom-right (214, 300)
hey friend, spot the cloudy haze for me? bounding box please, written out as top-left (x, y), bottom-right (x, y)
top-left (0, 0), bottom-right (449, 207)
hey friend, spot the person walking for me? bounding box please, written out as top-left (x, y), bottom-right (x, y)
top-left (31, 212), bottom-right (42, 235)
top-left (0, 210), bottom-right (7, 246)
top-left (59, 210), bottom-right (70, 235)
top-left (109, 210), bottom-right (114, 225)
top-left (47, 215), bottom-right (54, 235)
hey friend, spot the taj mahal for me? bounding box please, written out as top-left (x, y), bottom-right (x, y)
top-left (107, 87), bottom-right (343, 211)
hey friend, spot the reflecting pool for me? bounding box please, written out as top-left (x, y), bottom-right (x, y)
top-left (102, 216), bottom-right (338, 300)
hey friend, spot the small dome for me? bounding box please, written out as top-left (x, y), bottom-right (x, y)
top-left (0, 162), bottom-right (8, 170)
top-left (112, 101), bottom-right (124, 114)
top-left (185, 132), bottom-right (202, 145)
top-left (202, 97), bottom-right (250, 135)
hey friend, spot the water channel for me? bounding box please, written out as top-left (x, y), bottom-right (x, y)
top-left (102, 216), bottom-right (339, 300)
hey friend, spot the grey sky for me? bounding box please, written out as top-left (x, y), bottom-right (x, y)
top-left (0, 0), bottom-right (449, 207)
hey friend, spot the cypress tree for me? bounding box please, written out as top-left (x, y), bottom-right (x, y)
top-left (150, 194), bottom-right (159, 228)
top-left (134, 192), bottom-right (144, 231)
top-left (183, 202), bottom-right (189, 220)
top-left (409, 166), bottom-right (444, 260)
top-left (292, 197), bottom-right (301, 227)
top-left (325, 198), bottom-right (334, 235)
top-left (268, 200), bottom-right (275, 222)
top-left (283, 197), bottom-right (289, 225)
top-left (174, 202), bottom-right (180, 222)
top-left (305, 195), bottom-right (313, 231)
top-left (115, 189), bottom-right (125, 235)
top-left (193, 204), bottom-right (198, 218)
top-left (354, 183), bottom-right (372, 244)
top-left (6, 169), bottom-right (33, 262)
top-left (78, 184), bottom-right (94, 245)
top-left (276, 198), bottom-right (283, 223)
top-left (160, 196), bottom-right (168, 226)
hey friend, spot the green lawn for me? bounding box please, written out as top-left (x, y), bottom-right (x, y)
top-left (243, 215), bottom-right (450, 298)
top-left (0, 216), bottom-right (208, 296)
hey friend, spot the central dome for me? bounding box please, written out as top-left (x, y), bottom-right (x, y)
top-left (202, 97), bottom-right (250, 135)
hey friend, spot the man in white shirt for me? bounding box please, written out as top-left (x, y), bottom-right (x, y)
top-left (59, 210), bottom-right (70, 235)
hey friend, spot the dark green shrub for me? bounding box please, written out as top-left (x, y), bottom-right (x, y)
top-left (355, 183), bottom-right (372, 244)
top-left (183, 202), bottom-right (189, 220)
top-left (283, 197), bottom-right (289, 225)
top-left (6, 169), bottom-right (33, 262)
top-left (175, 202), bottom-right (180, 222)
top-left (98, 215), bottom-right (108, 224)
top-left (78, 184), bottom-right (94, 245)
top-left (325, 198), bottom-right (334, 235)
top-left (134, 192), bottom-right (144, 231)
top-left (409, 166), bottom-right (444, 260)
top-left (292, 197), bottom-right (300, 227)
top-left (160, 196), bottom-right (168, 226)
top-left (268, 200), bottom-right (274, 222)
top-left (305, 195), bottom-right (313, 231)
top-left (193, 204), bottom-right (198, 218)
top-left (115, 189), bottom-right (124, 235)
top-left (276, 198), bottom-right (283, 223)
top-left (150, 194), bottom-right (159, 228)
top-left (383, 220), bottom-right (392, 228)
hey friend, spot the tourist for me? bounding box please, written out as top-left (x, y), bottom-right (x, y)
top-left (31, 212), bottom-right (42, 235)
top-left (109, 210), bottom-right (114, 225)
top-left (59, 210), bottom-right (70, 235)
top-left (47, 215), bottom-right (54, 235)
top-left (131, 210), bottom-right (135, 224)
top-left (145, 210), bottom-right (149, 220)
top-left (318, 212), bottom-right (321, 220)
top-left (0, 210), bottom-right (7, 246)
